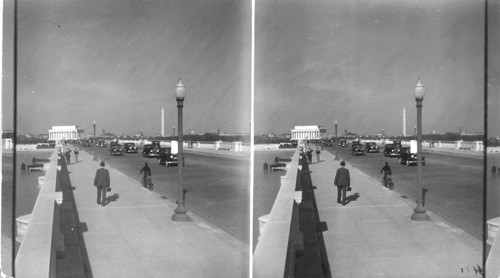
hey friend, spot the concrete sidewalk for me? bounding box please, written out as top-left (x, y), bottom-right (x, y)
top-left (310, 150), bottom-right (482, 277)
top-left (64, 146), bottom-right (248, 277)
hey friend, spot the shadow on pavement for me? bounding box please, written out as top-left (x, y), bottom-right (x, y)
top-left (58, 157), bottom-right (93, 278)
top-left (345, 192), bottom-right (360, 205)
top-left (105, 193), bottom-right (120, 205)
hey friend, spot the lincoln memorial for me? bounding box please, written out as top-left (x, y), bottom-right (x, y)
top-left (48, 126), bottom-right (84, 141)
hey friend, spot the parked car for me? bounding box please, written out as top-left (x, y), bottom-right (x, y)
top-left (365, 142), bottom-right (379, 153)
top-left (123, 143), bottom-right (138, 153)
top-left (398, 147), bottom-right (425, 166)
top-left (109, 144), bottom-right (124, 156)
top-left (142, 144), bottom-right (160, 157)
top-left (351, 143), bottom-right (365, 156)
top-left (157, 147), bottom-right (179, 166)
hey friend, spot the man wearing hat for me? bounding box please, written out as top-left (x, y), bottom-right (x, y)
top-left (94, 161), bottom-right (111, 206)
top-left (334, 161), bottom-right (351, 205)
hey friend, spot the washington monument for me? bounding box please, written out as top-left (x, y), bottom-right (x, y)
top-left (161, 108), bottom-right (165, 137)
top-left (403, 108), bottom-right (406, 137)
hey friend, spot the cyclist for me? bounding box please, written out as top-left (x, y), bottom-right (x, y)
top-left (380, 162), bottom-right (392, 188)
top-left (140, 162), bottom-right (152, 188)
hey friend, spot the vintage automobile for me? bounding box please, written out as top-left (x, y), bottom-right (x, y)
top-left (109, 144), bottom-right (124, 156)
top-left (96, 140), bottom-right (107, 147)
top-left (142, 144), bottom-right (160, 157)
top-left (365, 142), bottom-right (379, 153)
top-left (351, 143), bottom-right (365, 156)
top-left (322, 140), bottom-right (333, 147)
top-left (398, 147), bottom-right (425, 166)
top-left (383, 144), bottom-right (394, 157)
top-left (151, 140), bottom-right (161, 147)
top-left (157, 147), bottom-right (179, 166)
top-left (123, 142), bottom-right (138, 153)
top-left (383, 143), bottom-right (402, 157)
top-left (81, 140), bottom-right (91, 147)
top-left (339, 139), bottom-right (348, 147)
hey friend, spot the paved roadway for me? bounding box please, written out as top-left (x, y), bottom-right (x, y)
top-left (83, 145), bottom-right (250, 244)
top-left (323, 144), bottom-right (483, 241)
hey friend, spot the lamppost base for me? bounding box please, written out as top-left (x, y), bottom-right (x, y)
top-left (172, 205), bottom-right (190, 222)
top-left (411, 211), bottom-right (429, 221)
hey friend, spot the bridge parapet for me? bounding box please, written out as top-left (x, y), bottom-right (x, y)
top-left (253, 148), bottom-right (302, 277)
top-left (15, 148), bottom-right (64, 278)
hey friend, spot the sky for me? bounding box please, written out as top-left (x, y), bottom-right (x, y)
top-left (255, 0), bottom-right (486, 136)
top-left (2, 0), bottom-right (498, 138)
top-left (488, 0), bottom-right (500, 138)
top-left (3, 0), bottom-right (251, 137)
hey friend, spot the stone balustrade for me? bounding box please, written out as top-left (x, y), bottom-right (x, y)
top-left (253, 148), bottom-right (303, 277)
top-left (15, 149), bottom-right (64, 278)
top-left (487, 223), bottom-right (500, 277)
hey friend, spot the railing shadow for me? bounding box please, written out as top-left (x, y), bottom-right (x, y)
top-left (57, 157), bottom-right (93, 278)
top-left (292, 155), bottom-right (331, 277)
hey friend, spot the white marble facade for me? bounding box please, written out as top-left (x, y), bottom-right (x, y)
top-left (48, 126), bottom-right (83, 141)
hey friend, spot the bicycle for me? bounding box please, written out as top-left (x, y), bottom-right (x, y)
top-left (141, 175), bottom-right (154, 191)
top-left (382, 175), bottom-right (394, 190)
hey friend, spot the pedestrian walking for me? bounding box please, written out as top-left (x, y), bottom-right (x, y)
top-left (74, 148), bottom-right (79, 163)
top-left (307, 148), bottom-right (313, 164)
top-left (140, 162), bottom-right (152, 188)
top-left (334, 161), bottom-right (351, 205)
top-left (263, 162), bottom-right (269, 173)
top-left (275, 156), bottom-right (279, 164)
top-left (21, 163), bottom-right (26, 173)
top-left (492, 165), bottom-right (497, 176)
top-left (315, 147), bottom-right (321, 163)
top-left (65, 149), bottom-right (71, 165)
top-left (93, 161), bottom-right (110, 206)
top-left (380, 162), bottom-right (392, 188)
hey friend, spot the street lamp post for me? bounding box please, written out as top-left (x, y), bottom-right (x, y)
top-left (172, 79), bottom-right (190, 222)
top-left (92, 120), bottom-right (98, 161)
top-left (334, 120), bottom-right (339, 160)
top-left (411, 79), bottom-right (429, 221)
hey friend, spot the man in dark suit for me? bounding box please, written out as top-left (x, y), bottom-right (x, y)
top-left (94, 161), bottom-right (110, 206)
top-left (334, 161), bottom-right (350, 205)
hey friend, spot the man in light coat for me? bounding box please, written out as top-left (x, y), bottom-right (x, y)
top-left (334, 160), bottom-right (350, 205)
top-left (94, 161), bottom-right (110, 206)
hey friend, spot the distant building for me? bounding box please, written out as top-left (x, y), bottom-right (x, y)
top-left (343, 132), bottom-right (359, 139)
top-left (291, 125), bottom-right (322, 141)
top-left (2, 130), bottom-right (14, 149)
top-left (48, 126), bottom-right (84, 141)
